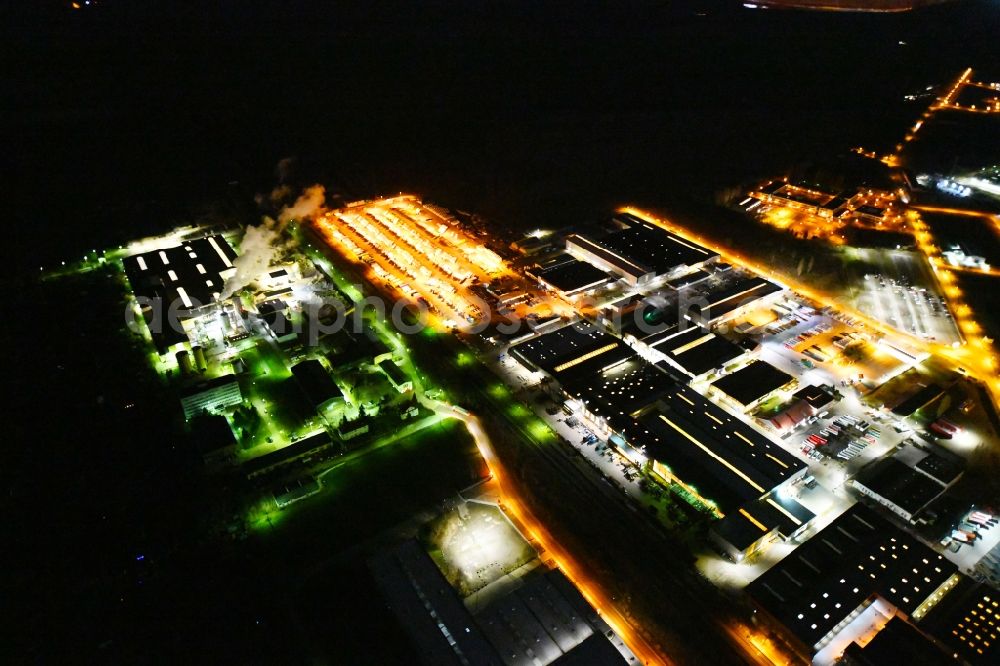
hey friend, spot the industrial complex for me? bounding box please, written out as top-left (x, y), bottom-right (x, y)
top-left (22, 3), bottom-right (1000, 664)
top-left (90, 178), bottom-right (1000, 664)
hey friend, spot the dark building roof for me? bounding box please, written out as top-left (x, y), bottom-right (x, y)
top-left (855, 205), bottom-right (886, 218)
top-left (477, 569), bottom-right (631, 666)
top-left (711, 361), bottom-right (793, 407)
top-left (664, 268), bottom-right (711, 291)
top-left (618, 298), bottom-right (681, 341)
top-left (841, 617), bottom-right (952, 666)
top-left (123, 234), bottom-right (236, 310)
top-left (920, 577), bottom-right (1000, 666)
top-left (559, 359), bottom-right (676, 428)
top-left (689, 276), bottom-right (783, 323)
top-left (371, 541), bottom-right (630, 666)
top-left (291, 360), bottom-right (343, 408)
top-left (257, 299), bottom-right (286, 315)
top-left (597, 217), bottom-right (718, 276)
top-left (535, 252), bottom-right (579, 271)
top-left (550, 634), bottom-right (629, 666)
top-left (189, 414), bottom-right (236, 455)
top-left (122, 234), bottom-right (238, 350)
top-left (915, 450), bottom-right (964, 486)
top-left (510, 322), bottom-right (635, 380)
top-left (820, 196), bottom-right (849, 211)
top-left (712, 492), bottom-right (814, 553)
top-left (271, 476), bottom-right (321, 506)
top-left (377, 358), bottom-right (410, 387)
top-left (892, 383), bottom-right (944, 416)
top-left (793, 385), bottom-right (835, 411)
top-left (241, 432), bottom-right (333, 477)
top-left (535, 260), bottom-right (610, 295)
top-left (370, 540), bottom-right (502, 666)
top-left (649, 326), bottom-right (745, 378)
top-left (619, 384), bottom-right (804, 512)
top-left (748, 504), bottom-right (956, 650)
top-left (853, 457), bottom-right (946, 517)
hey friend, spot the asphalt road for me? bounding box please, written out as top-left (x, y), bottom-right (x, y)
top-left (410, 331), bottom-right (781, 665)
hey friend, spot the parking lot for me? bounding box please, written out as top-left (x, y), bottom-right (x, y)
top-left (845, 247), bottom-right (961, 344)
top-left (760, 311), bottom-right (915, 393)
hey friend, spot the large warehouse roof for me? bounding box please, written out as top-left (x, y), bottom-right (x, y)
top-left (123, 234), bottom-right (237, 310)
top-left (370, 540), bottom-right (501, 666)
top-left (560, 359), bottom-right (676, 429)
top-left (712, 491), bottom-right (814, 553)
top-left (648, 326), bottom-right (745, 378)
top-left (690, 276), bottom-right (784, 324)
top-left (920, 577), bottom-right (1000, 666)
top-left (748, 504), bottom-right (956, 650)
top-left (599, 217), bottom-right (717, 276)
top-left (123, 234), bottom-right (238, 350)
top-left (510, 322), bottom-right (635, 380)
top-left (619, 384), bottom-right (804, 512)
top-left (371, 540), bottom-right (632, 666)
top-left (291, 360), bottom-right (343, 409)
top-left (711, 361), bottom-right (794, 407)
top-left (534, 259), bottom-right (610, 295)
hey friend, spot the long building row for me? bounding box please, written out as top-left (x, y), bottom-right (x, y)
top-left (509, 315), bottom-right (813, 560)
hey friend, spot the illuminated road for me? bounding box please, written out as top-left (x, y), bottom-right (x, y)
top-left (423, 398), bottom-right (672, 666)
top-left (947, 264), bottom-right (1000, 278)
top-left (936, 67), bottom-right (973, 107)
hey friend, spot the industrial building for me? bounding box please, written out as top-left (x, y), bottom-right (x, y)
top-left (565, 213), bottom-right (718, 287)
top-left (512, 323), bottom-right (809, 559)
top-left (613, 383), bottom-right (811, 556)
top-left (122, 234), bottom-right (238, 351)
top-left (708, 360), bottom-right (795, 412)
top-left (890, 383), bottom-right (945, 417)
top-left (530, 258), bottom-right (611, 297)
top-left (851, 449), bottom-right (963, 523)
top-left (839, 617), bottom-right (952, 666)
top-left (610, 295), bottom-right (681, 339)
top-left (767, 384), bottom-right (835, 434)
top-left (919, 576), bottom-right (1000, 666)
top-left (509, 321), bottom-right (635, 383)
top-left (370, 539), bottom-right (634, 666)
top-left (179, 374), bottom-right (242, 420)
top-left (291, 360), bottom-right (345, 411)
top-left (271, 476), bottom-right (321, 508)
top-left (258, 299), bottom-right (299, 346)
top-left (377, 358), bottom-right (413, 393)
top-left (560, 359), bottom-right (677, 433)
top-left (639, 325), bottom-right (747, 380)
top-left (710, 491), bottom-right (815, 562)
top-left (663, 268), bottom-right (711, 292)
top-left (747, 504), bottom-right (957, 658)
top-left (684, 275), bottom-right (785, 327)
top-left (242, 432), bottom-right (334, 479)
top-left (188, 414), bottom-right (237, 467)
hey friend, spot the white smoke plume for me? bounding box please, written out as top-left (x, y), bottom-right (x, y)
top-left (220, 216), bottom-right (286, 299)
top-left (269, 184), bottom-right (293, 206)
top-left (278, 184), bottom-right (326, 223)
top-left (220, 185), bottom-right (327, 299)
